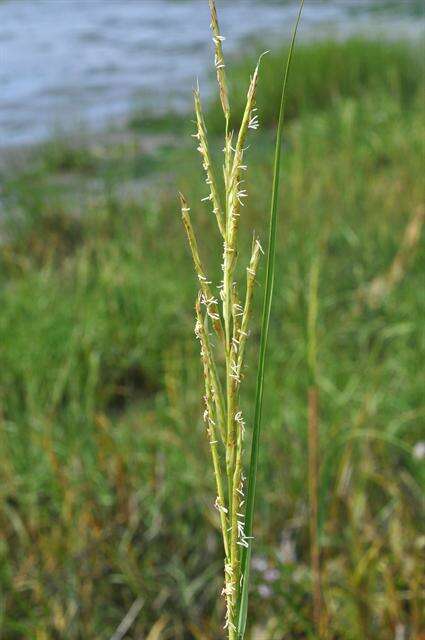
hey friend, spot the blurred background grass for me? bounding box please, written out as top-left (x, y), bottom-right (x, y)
top-left (0, 37), bottom-right (424, 639)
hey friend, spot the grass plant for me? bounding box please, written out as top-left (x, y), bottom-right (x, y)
top-left (180, 2), bottom-right (303, 635)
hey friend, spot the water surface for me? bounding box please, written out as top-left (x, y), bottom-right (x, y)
top-left (1, 0), bottom-right (423, 147)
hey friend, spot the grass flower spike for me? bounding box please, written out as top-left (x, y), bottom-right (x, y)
top-left (180, 2), bottom-right (303, 636)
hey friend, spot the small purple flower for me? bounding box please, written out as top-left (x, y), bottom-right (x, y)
top-left (258, 584), bottom-right (273, 599)
top-left (264, 567), bottom-right (280, 583)
top-left (252, 556), bottom-right (268, 572)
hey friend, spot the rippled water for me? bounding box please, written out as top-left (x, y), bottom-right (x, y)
top-left (1, 0), bottom-right (423, 146)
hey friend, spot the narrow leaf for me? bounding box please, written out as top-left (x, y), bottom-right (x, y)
top-left (237, 2), bottom-right (304, 637)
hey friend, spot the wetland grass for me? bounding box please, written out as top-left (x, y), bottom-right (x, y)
top-left (180, 1), bottom-right (303, 635)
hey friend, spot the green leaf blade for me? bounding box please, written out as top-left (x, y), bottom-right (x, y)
top-left (237, 2), bottom-right (304, 637)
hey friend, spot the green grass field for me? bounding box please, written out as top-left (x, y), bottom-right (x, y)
top-left (0, 39), bottom-right (424, 639)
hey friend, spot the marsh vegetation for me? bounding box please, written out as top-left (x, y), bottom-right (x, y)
top-left (0, 15), bottom-right (424, 640)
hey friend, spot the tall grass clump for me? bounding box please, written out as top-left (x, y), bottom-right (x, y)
top-left (180, 1), bottom-right (303, 636)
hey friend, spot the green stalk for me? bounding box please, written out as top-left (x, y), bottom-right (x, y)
top-left (237, 2), bottom-right (304, 636)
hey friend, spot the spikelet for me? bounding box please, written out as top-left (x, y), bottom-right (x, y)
top-left (193, 292), bottom-right (226, 442)
top-left (208, 0), bottom-right (230, 120)
top-left (195, 297), bottom-right (229, 546)
top-left (237, 238), bottom-right (263, 378)
top-left (179, 192), bottom-right (224, 341)
top-left (228, 53), bottom-right (268, 250)
top-left (193, 86), bottom-right (225, 238)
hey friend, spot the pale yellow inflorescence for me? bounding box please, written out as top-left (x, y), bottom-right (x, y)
top-left (179, 1), bottom-right (265, 636)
